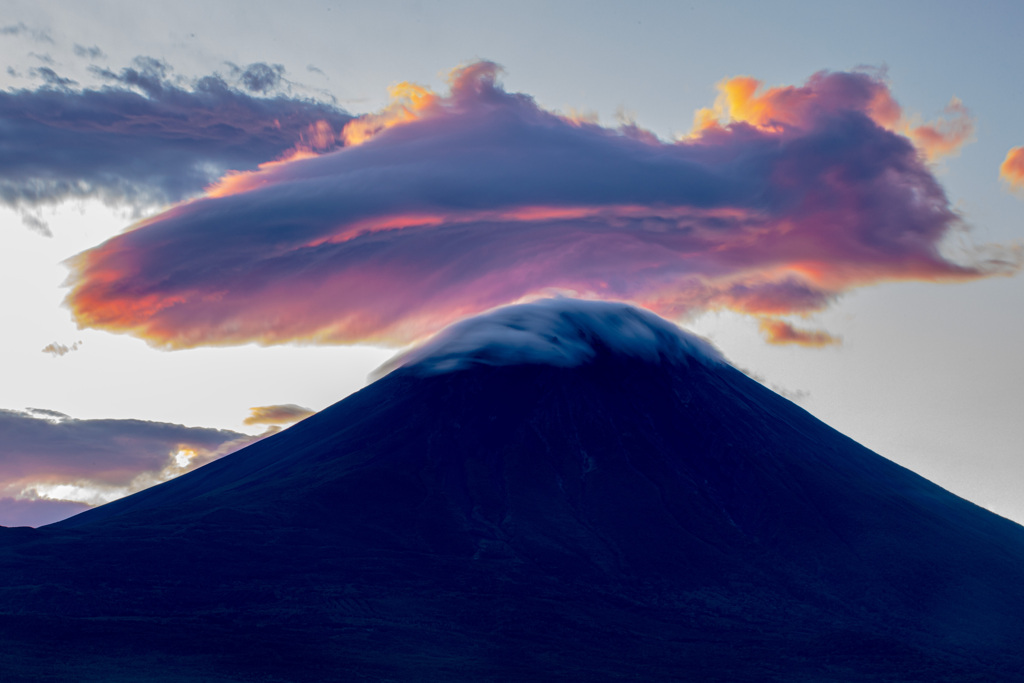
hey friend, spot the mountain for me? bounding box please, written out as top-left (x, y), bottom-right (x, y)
top-left (2, 299), bottom-right (1023, 682)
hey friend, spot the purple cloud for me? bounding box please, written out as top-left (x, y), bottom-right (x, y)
top-left (0, 497), bottom-right (90, 528)
top-left (64, 62), bottom-right (1016, 348)
top-left (1, 57), bottom-right (352, 219)
top-left (0, 408), bottom-right (255, 526)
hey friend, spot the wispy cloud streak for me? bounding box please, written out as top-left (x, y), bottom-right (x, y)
top-left (0, 22), bottom-right (53, 44)
top-left (758, 319), bottom-right (840, 347)
top-left (243, 404), bottom-right (315, 426)
top-left (41, 340), bottom-right (82, 357)
top-left (65, 62), bottom-right (1016, 348)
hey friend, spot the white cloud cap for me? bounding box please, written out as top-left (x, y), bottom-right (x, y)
top-left (387, 298), bottom-right (725, 376)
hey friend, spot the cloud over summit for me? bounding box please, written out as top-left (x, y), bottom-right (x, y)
top-left (64, 62), bottom-right (1015, 348)
top-left (390, 298), bottom-right (725, 376)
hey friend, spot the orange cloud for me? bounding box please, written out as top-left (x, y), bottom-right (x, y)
top-left (1001, 146), bottom-right (1024, 192)
top-left (339, 62), bottom-right (513, 149)
top-left (758, 319), bottom-right (840, 347)
top-left (243, 404), bottom-right (315, 426)
top-left (693, 73), bottom-right (973, 161)
top-left (904, 97), bottom-right (974, 161)
top-left (205, 120), bottom-right (340, 198)
top-left (341, 81), bottom-right (438, 147)
top-left (42, 340), bottom-right (81, 357)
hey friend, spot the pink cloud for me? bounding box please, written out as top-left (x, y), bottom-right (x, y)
top-left (64, 63), bottom-right (1016, 348)
top-left (758, 319), bottom-right (840, 347)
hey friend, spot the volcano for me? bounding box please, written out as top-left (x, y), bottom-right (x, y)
top-left (2, 299), bottom-right (1023, 682)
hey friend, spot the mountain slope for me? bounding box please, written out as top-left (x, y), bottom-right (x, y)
top-left (2, 299), bottom-right (1023, 681)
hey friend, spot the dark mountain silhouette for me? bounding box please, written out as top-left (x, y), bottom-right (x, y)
top-left (2, 299), bottom-right (1023, 682)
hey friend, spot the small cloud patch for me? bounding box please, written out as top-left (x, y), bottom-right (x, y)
top-left (243, 404), bottom-right (316, 426)
top-left (42, 341), bottom-right (82, 357)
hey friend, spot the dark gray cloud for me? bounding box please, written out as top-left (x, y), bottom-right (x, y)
top-left (0, 22), bottom-right (53, 43)
top-left (19, 212), bottom-right (50, 236)
top-left (29, 65), bottom-right (76, 88)
top-left (236, 62), bottom-right (285, 94)
top-left (0, 56), bottom-right (352, 222)
top-left (73, 44), bottom-right (106, 60)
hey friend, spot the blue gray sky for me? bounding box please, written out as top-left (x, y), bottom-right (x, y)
top-left (1, 0), bottom-right (1021, 526)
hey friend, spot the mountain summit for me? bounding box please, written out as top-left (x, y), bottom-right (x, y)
top-left (387, 298), bottom-right (724, 374)
top-left (3, 299), bottom-right (1024, 681)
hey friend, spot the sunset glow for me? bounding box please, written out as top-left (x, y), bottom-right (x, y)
top-left (62, 64), bottom-right (1016, 350)
top-left (693, 73), bottom-right (974, 162)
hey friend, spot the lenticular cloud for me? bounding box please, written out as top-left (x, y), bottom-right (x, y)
top-left (64, 62), bottom-right (1016, 349)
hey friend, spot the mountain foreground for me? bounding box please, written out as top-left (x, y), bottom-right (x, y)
top-left (2, 299), bottom-right (1023, 681)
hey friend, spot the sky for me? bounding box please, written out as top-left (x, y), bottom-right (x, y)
top-left (0, 0), bottom-right (1021, 527)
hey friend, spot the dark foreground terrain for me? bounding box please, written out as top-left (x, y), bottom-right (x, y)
top-left (2, 305), bottom-right (1023, 681)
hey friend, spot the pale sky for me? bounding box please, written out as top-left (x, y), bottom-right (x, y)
top-left (1, 0), bottom-right (1021, 526)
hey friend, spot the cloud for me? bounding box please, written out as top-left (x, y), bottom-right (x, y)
top-left (227, 62), bottom-right (286, 94)
top-left (63, 62), bottom-right (1017, 349)
top-left (20, 212), bottom-right (51, 236)
top-left (29, 51), bottom-right (55, 65)
top-left (0, 408), bottom-right (257, 526)
top-left (1000, 146), bottom-right (1024, 193)
top-left (29, 65), bottom-right (77, 88)
top-left (757, 319), bottom-right (840, 347)
top-left (24, 407), bottom-right (70, 420)
top-left (691, 70), bottom-right (974, 162)
top-left (0, 22), bottom-right (53, 43)
top-left (243, 404), bottom-right (315, 426)
top-left (73, 44), bottom-right (106, 60)
top-left (0, 56), bottom-right (352, 219)
top-left (41, 340), bottom-right (82, 357)
top-left (904, 97), bottom-right (974, 161)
